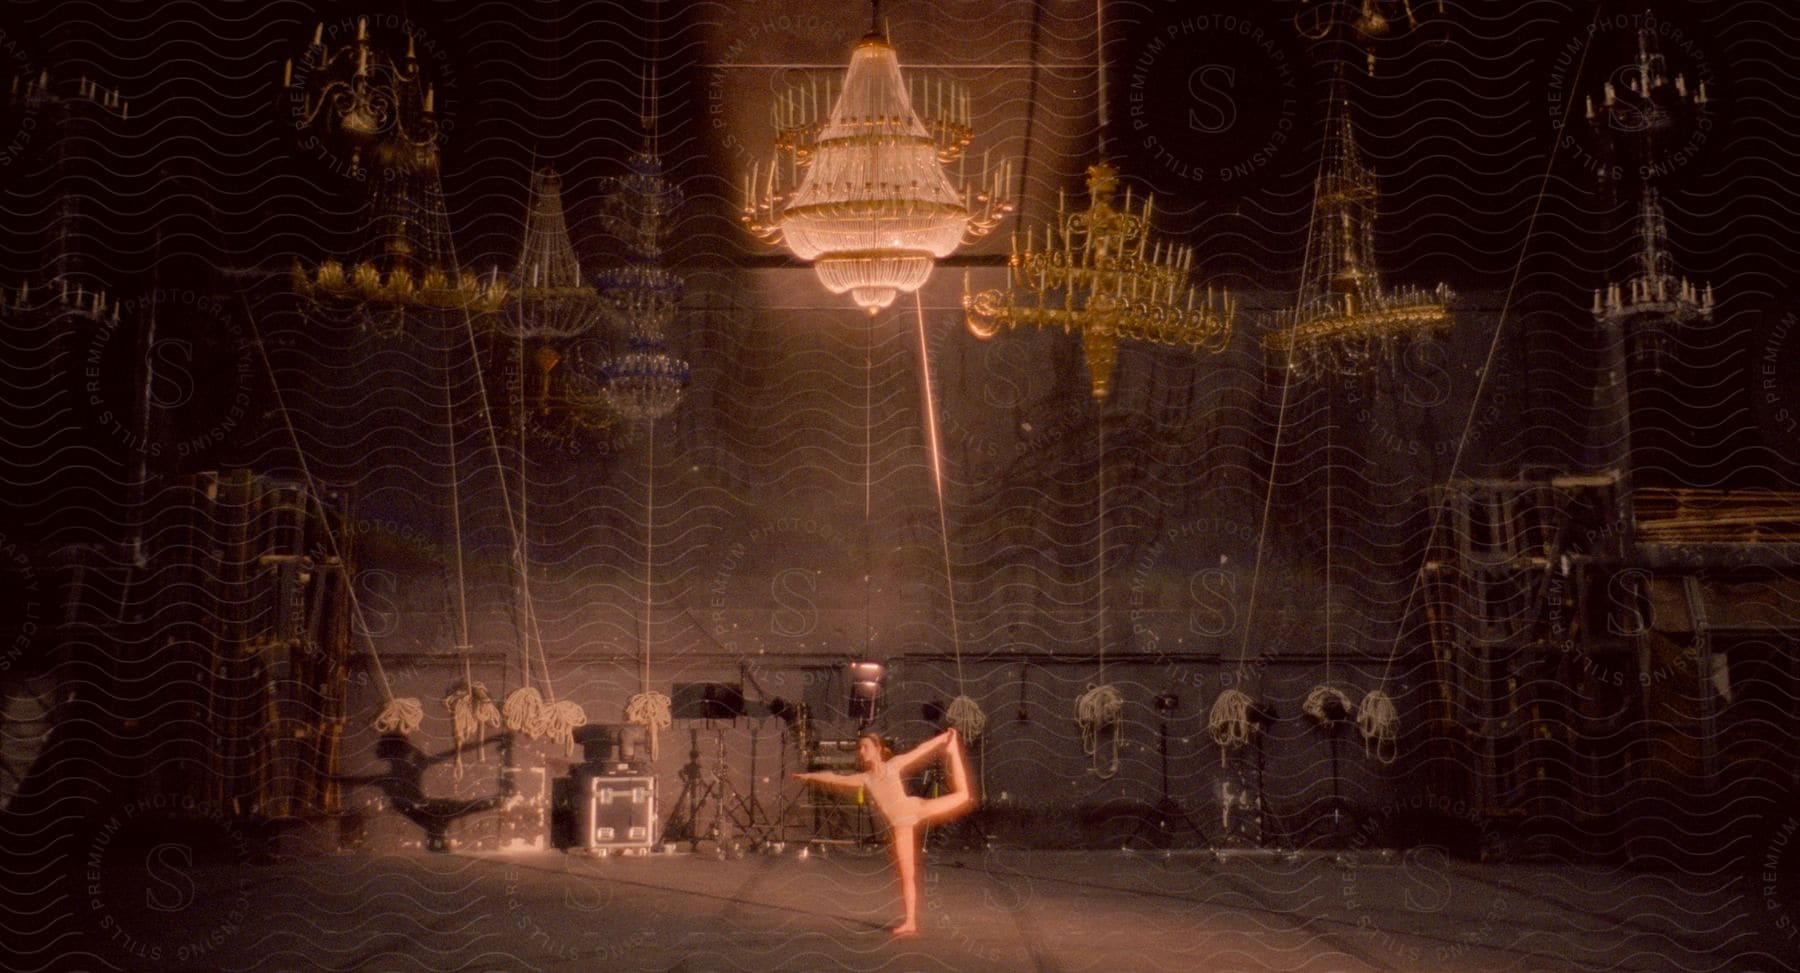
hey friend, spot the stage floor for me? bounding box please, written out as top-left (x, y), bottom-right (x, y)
top-left (44, 845), bottom-right (1798, 972)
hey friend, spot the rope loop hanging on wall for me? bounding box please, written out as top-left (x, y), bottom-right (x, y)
top-left (1207, 688), bottom-right (1256, 768)
top-left (1302, 684), bottom-right (1355, 725)
top-left (443, 679), bottom-right (502, 778)
top-left (946, 693), bottom-right (987, 741)
top-left (1357, 688), bottom-right (1400, 763)
top-left (625, 690), bottom-right (673, 760)
top-left (1075, 683), bottom-right (1123, 779)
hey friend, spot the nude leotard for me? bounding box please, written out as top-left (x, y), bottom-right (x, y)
top-left (862, 764), bottom-right (922, 828)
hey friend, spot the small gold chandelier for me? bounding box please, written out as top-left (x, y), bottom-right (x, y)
top-left (285, 17), bottom-right (441, 174)
top-left (742, 27), bottom-right (1010, 315)
top-left (963, 163), bottom-right (1234, 400)
top-left (1262, 92), bottom-right (1449, 379)
top-left (285, 19), bottom-right (505, 318)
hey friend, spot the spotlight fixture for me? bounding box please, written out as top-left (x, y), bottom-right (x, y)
top-left (847, 660), bottom-right (886, 724)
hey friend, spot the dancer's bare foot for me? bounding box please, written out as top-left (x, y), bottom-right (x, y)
top-left (891, 922), bottom-right (919, 937)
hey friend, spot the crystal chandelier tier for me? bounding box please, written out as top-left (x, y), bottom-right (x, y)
top-left (601, 335), bottom-right (690, 423)
top-left (604, 148), bottom-right (684, 266)
top-left (963, 162), bottom-right (1235, 401)
top-left (1261, 91), bottom-right (1449, 380)
top-left (598, 137), bottom-right (689, 423)
top-left (500, 167), bottom-right (605, 339)
top-left (743, 28), bottom-right (1011, 315)
top-left (599, 148), bottom-right (685, 340)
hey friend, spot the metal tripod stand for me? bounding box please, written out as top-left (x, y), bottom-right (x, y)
top-left (660, 728), bottom-right (746, 858)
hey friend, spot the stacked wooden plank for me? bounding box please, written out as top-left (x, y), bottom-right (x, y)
top-left (1633, 487), bottom-right (1800, 544)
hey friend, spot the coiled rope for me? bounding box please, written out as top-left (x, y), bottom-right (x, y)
top-left (1207, 688), bottom-right (1256, 768)
top-left (1075, 683), bottom-right (1124, 779)
top-left (443, 679), bottom-right (501, 778)
top-left (1302, 684), bottom-right (1355, 724)
top-left (625, 690), bottom-right (672, 760)
top-left (1357, 689), bottom-right (1399, 764)
top-left (373, 697), bottom-right (424, 735)
top-left (946, 694), bottom-right (987, 741)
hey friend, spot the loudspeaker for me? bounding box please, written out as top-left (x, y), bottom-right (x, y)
top-left (671, 682), bottom-right (745, 721)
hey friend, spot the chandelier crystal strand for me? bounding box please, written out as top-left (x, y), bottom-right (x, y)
top-left (1260, 85), bottom-right (1450, 380)
top-left (744, 29), bottom-right (1011, 315)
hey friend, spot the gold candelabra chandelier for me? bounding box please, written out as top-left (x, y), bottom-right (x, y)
top-left (285, 17), bottom-right (441, 174)
top-left (1295, 0), bottom-right (1446, 74)
top-left (742, 26), bottom-right (1011, 315)
top-left (1262, 91), bottom-right (1449, 379)
top-left (964, 163), bottom-right (1234, 400)
top-left (285, 18), bottom-right (505, 318)
top-left (1585, 16), bottom-right (1713, 367)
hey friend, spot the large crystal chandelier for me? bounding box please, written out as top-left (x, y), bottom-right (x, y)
top-left (599, 142), bottom-right (689, 423)
top-left (285, 18), bottom-right (505, 318)
top-left (743, 27), bottom-right (1011, 315)
top-left (504, 167), bottom-right (605, 339)
top-left (1262, 92), bottom-right (1449, 380)
top-left (964, 163), bottom-right (1235, 400)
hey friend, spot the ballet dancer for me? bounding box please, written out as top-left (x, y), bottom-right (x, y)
top-left (794, 727), bottom-right (976, 936)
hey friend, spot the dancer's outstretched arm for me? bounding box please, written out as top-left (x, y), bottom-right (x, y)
top-left (887, 729), bottom-right (955, 775)
top-left (792, 770), bottom-right (867, 793)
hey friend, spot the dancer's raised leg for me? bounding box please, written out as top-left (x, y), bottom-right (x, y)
top-left (916, 729), bottom-right (976, 823)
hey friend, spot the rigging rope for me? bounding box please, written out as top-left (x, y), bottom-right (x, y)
top-left (456, 304), bottom-right (559, 702)
top-left (1213, 82), bottom-right (1340, 763)
top-left (1373, 4), bottom-right (1605, 710)
top-left (623, 422), bottom-right (665, 757)
top-left (913, 294), bottom-right (988, 748)
top-left (442, 327), bottom-right (484, 777)
top-left (1077, 344), bottom-right (1118, 778)
top-left (242, 294), bottom-right (419, 733)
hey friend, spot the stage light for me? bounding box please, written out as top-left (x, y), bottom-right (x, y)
top-left (847, 661), bottom-right (885, 724)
